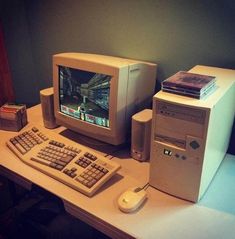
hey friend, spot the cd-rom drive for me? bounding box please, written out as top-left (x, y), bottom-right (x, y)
top-left (156, 101), bottom-right (206, 124)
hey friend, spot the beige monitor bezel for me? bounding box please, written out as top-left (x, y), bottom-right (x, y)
top-left (53, 53), bottom-right (129, 145)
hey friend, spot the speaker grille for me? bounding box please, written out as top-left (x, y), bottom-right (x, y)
top-left (132, 121), bottom-right (144, 151)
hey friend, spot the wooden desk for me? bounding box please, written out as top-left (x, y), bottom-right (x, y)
top-left (1, 105), bottom-right (235, 239)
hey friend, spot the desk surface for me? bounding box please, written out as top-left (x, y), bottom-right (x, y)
top-left (1, 105), bottom-right (235, 239)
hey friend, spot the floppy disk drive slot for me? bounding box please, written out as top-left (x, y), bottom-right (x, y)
top-left (154, 134), bottom-right (186, 149)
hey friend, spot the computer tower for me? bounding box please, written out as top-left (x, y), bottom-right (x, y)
top-left (149, 65), bottom-right (235, 202)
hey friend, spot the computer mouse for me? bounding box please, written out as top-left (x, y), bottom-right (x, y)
top-left (117, 187), bottom-right (147, 213)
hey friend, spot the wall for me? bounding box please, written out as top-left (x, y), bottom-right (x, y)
top-left (0, 0), bottom-right (38, 106)
top-left (1, 0), bottom-right (235, 104)
top-left (1, 0), bottom-right (234, 152)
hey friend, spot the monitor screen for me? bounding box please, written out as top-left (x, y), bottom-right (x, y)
top-left (59, 66), bottom-right (112, 128)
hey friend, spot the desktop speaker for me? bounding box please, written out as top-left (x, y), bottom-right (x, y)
top-left (40, 87), bottom-right (58, 129)
top-left (131, 109), bottom-right (152, 161)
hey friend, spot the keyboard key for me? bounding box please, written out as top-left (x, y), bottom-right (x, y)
top-left (14, 143), bottom-right (27, 154)
top-left (31, 157), bottom-right (51, 166)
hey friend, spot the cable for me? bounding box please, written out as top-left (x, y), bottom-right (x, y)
top-left (142, 182), bottom-right (149, 191)
top-left (134, 182), bottom-right (150, 192)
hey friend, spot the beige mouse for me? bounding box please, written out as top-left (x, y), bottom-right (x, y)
top-left (117, 187), bottom-right (147, 213)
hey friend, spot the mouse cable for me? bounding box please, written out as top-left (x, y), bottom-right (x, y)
top-left (141, 182), bottom-right (150, 191)
top-left (134, 182), bottom-right (149, 192)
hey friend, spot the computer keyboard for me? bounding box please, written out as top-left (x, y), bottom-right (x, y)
top-left (6, 126), bottom-right (121, 197)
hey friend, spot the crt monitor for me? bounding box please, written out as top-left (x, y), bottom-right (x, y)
top-left (53, 53), bottom-right (157, 145)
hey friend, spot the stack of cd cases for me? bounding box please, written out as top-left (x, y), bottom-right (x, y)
top-left (161, 71), bottom-right (216, 99)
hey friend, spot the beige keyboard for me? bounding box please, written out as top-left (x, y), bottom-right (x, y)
top-left (6, 126), bottom-right (121, 197)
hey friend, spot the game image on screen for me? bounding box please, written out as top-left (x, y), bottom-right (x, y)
top-left (59, 66), bottom-right (111, 128)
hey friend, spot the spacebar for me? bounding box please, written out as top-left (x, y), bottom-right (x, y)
top-left (30, 157), bottom-right (51, 166)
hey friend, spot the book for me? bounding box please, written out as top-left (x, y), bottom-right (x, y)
top-left (161, 71), bottom-right (216, 99)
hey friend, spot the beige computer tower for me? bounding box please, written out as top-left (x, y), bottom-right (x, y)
top-left (149, 65), bottom-right (235, 202)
